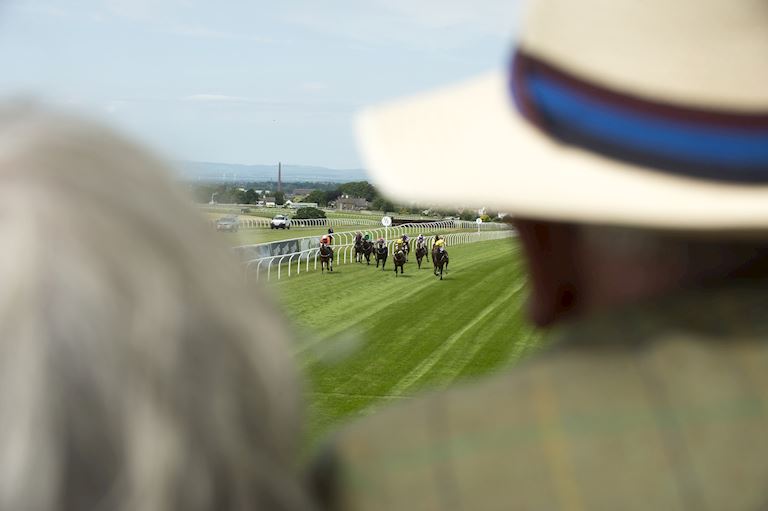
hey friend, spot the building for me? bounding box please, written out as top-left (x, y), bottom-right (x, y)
top-left (336, 196), bottom-right (370, 211)
top-left (264, 197), bottom-right (277, 207)
top-left (292, 188), bottom-right (316, 198)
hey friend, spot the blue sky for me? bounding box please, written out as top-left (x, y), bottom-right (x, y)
top-left (0, 0), bottom-right (520, 168)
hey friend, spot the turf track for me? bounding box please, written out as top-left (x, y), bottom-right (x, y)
top-left (268, 238), bottom-right (541, 444)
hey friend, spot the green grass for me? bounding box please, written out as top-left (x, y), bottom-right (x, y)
top-left (267, 238), bottom-right (540, 445)
top-left (202, 205), bottom-right (438, 221)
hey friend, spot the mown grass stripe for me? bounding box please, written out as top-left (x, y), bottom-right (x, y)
top-left (387, 282), bottom-right (526, 397)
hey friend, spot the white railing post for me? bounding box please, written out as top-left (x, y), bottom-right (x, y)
top-left (256, 259), bottom-right (265, 282)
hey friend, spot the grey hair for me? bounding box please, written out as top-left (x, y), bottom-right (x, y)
top-left (0, 106), bottom-right (311, 511)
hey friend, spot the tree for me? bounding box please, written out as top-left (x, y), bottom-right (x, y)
top-left (372, 197), bottom-right (395, 213)
top-left (294, 207), bottom-right (327, 219)
top-left (338, 181), bottom-right (377, 201)
top-left (244, 188), bottom-right (259, 204)
top-left (235, 189), bottom-right (248, 204)
top-left (275, 191), bottom-right (286, 206)
top-left (325, 188), bottom-right (342, 204)
top-left (304, 190), bottom-right (327, 206)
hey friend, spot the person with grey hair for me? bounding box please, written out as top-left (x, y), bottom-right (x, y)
top-left (315, 0), bottom-right (768, 509)
top-left (0, 105), bottom-right (313, 511)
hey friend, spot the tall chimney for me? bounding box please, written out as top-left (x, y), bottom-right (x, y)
top-left (278, 162), bottom-right (282, 193)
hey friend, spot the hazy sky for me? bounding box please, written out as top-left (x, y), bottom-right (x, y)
top-left (0, 0), bottom-right (521, 168)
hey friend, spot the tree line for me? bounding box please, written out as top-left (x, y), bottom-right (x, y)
top-left (188, 180), bottom-right (505, 221)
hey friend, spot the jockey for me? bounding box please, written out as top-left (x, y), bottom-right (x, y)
top-left (364, 233), bottom-right (371, 241)
top-left (377, 237), bottom-right (386, 247)
top-left (320, 235), bottom-right (330, 247)
top-left (401, 233), bottom-right (410, 247)
top-left (434, 237), bottom-right (446, 252)
top-left (327, 227), bottom-right (334, 242)
top-left (354, 232), bottom-right (363, 243)
top-left (417, 234), bottom-right (425, 246)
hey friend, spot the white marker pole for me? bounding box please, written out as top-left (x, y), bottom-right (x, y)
top-left (382, 215), bottom-right (392, 241)
top-left (476, 217), bottom-right (482, 234)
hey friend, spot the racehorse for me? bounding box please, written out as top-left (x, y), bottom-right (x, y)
top-left (319, 244), bottom-right (333, 273)
top-left (375, 243), bottom-right (388, 269)
top-left (393, 248), bottom-right (406, 276)
top-left (433, 247), bottom-right (449, 280)
top-left (361, 239), bottom-right (374, 265)
top-left (415, 241), bottom-right (428, 269)
top-left (354, 237), bottom-right (364, 263)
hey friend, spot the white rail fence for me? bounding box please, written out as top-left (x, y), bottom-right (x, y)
top-left (214, 216), bottom-right (381, 229)
top-left (243, 230), bottom-right (515, 282)
top-left (213, 217), bottom-right (513, 230)
top-left (208, 206), bottom-right (509, 231)
top-left (234, 221), bottom-right (508, 262)
top-left (202, 204), bottom-right (438, 222)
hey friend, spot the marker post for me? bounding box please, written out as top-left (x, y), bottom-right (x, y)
top-left (382, 215), bottom-right (392, 241)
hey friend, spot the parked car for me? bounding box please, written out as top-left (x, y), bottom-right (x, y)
top-left (216, 215), bottom-right (239, 232)
top-left (270, 215), bottom-right (291, 229)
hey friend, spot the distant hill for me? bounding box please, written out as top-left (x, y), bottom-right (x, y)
top-left (175, 161), bottom-right (368, 183)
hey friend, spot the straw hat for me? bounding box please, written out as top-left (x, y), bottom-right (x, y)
top-left (356, 0), bottom-right (768, 230)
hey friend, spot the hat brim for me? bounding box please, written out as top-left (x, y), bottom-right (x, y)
top-left (356, 71), bottom-right (768, 231)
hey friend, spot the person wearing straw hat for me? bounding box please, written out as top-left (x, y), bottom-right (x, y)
top-left (312, 0), bottom-right (768, 509)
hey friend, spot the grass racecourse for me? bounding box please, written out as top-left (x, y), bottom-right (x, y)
top-left (265, 238), bottom-right (541, 445)
top-left (209, 218), bottom-right (540, 445)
